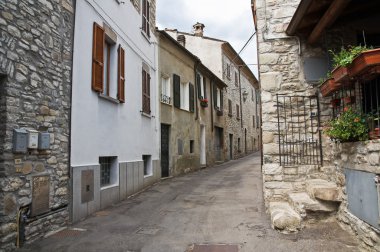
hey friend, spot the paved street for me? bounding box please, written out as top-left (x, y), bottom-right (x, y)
top-left (20, 153), bottom-right (358, 252)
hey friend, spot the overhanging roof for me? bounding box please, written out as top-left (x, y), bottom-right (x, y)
top-left (286, 0), bottom-right (380, 44)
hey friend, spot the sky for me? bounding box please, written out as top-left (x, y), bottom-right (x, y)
top-left (156, 0), bottom-right (259, 77)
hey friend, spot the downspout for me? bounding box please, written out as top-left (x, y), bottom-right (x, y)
top-left (239, 67), bottom-right (243, 129)
top-left (194, 60), bottom-right (200, 120)
top-left (210, 79), bottom-right (214, 131)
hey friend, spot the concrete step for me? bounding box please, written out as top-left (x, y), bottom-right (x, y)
top-left (269, 201), bottom-right (301, 233)
top-left (288, 192), bottom-right (338, 218)
top-left (306, 179), bottom-right (342, 202)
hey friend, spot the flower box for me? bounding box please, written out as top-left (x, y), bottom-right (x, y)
top-left (331, 66), bottom-right (350, 83)
top-left (320, 78), bottom-right (341, 97)
top-left (331, 98), bottom-right (341, 108)
top-left (200, 99), bottom-right (208, 108)
top-left (349, 48), bottom-right (380, 77)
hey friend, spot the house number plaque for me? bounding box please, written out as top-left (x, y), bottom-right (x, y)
top-left (31, 175), bottom-right (50, 216)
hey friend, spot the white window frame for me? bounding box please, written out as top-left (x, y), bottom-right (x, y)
top-left (180, 82), bottom-right (189, 111)
top-left (102, 36), bottom-right (117, 99)
top-left (161, 75), bottom-right (171, 104)
top-left (216, 87), bottom-right (221, 109)
top-left (198, 73), bottom-right (205, 99)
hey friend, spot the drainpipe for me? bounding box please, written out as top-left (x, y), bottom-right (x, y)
top-left (238, 67), bottom-right (243, 129)
top-left (210, 78), bottom-right (214, 131)
top-left (194, 60), bottom-right (200, 120)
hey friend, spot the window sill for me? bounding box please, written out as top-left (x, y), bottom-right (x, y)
top-left (161, 101), bottom-right (172, 106)
top-left (141, 30), bottom-right (151, 44)
top-left (98, 93), bottom-right (120, 104)
top-left (144, 174), bottom-right (153, 179)
top-left (141, 111), bottom-right (152, 118)
top-left (101, 183), bottom-right (119, 191)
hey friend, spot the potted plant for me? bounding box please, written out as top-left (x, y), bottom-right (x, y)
top-left (200, 98), bottom-right (208, 108)
top-left (349, 48), bottom-right (380, 77)
top-left (330, 46), bottom-right (367, 83)
top-left (324, 107), bottom-right (368, 142)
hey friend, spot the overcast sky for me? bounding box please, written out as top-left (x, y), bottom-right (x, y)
top-left (156, 0), bottom-right (258, 77)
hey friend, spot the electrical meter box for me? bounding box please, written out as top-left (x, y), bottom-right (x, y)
top-left (13, 129), bottom-right (28, 153)
top-left (27, 130), bottom-right (39, 149)
top-left (38, 132), bottom-right (50, 150)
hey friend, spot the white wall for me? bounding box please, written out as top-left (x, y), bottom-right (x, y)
top-left (71, 0), bottom-right (159, 166)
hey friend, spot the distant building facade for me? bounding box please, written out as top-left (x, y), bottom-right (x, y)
top-left (166, 24), bottom-right (261, 161)
top-left (157, 30), bottom-right (227, 177)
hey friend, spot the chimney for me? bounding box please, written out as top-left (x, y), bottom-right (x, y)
top-left (177, 35), bottom-right (186, 47)
top-left (193, 22), bottom-right (205, 37)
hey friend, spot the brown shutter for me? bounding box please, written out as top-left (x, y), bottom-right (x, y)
top-left (173, 74), bottom-right (180, 108)
top-left (213, 83), bottom-right (217, 108)
top-left (196, 73), bottom-right (201, 98)
top-left (117, 45), bottom-right (125, 103)
top-left (92, 22), bottom-right (104, 92)
top-left (147, 73), bottom-right (151, 113)
top-left (189, 83), bottom-right (194, 112)
top-left (146, 1), bottom-right (150, 37)
top-left (220, 88), bottom-right (223, 110)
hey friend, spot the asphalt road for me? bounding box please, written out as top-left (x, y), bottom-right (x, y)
top-left (20, 153), bottom-right (358, 252)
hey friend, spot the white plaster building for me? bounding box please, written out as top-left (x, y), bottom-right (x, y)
top-left (70, 0), bottom-right (160, 222)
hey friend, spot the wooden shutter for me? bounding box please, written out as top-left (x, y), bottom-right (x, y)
top-left (189, 83), bottom-right (194, 112)
top-left (142, 69), bottom-right (150, 114)
top-left (147, 73), bottom-right (151, 113)
top-left (213, 83), bottom-right (217, 108)
top-left (92, 22), bottom-right (104, 92)
top-left (142, 0), bottom-right (146, 32)
top-left (220, 89), bottom-right (223, 110)
top-left (196, 74), bottom-right (201, 98)
top-left (117, 45), bottom-right (125, 103)
top-left (173, 74), bottom-right (180, 108)
top-left (203, 76), bottom-right (207, 98)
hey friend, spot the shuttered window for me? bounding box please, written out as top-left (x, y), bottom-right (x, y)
top-left (196, 73), bottom-right (207, 99)
top-left (189, 83), bottom-right (194, 112)
top-left (173, 74), bottom-right (180, 108)
top-left (213, 84), bottom-right (223, 110)
top-left (236, 104), bottom-right (240, 119)
top-left (142, 0), bottom-right (150, 37)
top-left (117, 45), bottom-right (125, 103)
top-left (142, 69), bottom-right (150, 114)
top-left (228, 99), bottom-right (232, 116)
top-left (92, 23), bottom-right (105, 93)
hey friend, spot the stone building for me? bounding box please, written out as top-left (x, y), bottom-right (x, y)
top-left (254, 0), bottom-right (380, 249)
top-left (157, 30), bottom-right (227, 176)
top-left (165, 24), bottom-right (260, 161)
top-left (70, 0), bottom-right (160, 223)
top-left (0, 0), bottom-right (75, 250)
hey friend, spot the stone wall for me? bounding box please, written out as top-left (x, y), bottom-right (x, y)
top-left (0, 0), bottom-right (74, 250)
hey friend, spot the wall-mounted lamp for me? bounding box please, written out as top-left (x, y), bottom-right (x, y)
top-left (243, 90), bottom-right (248, 102)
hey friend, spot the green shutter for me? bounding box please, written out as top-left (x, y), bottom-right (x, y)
top-left (196, 73), bottom-right (201, 98)
top-left (173, 74), bottom-right (181, 108)
top-left (189, 83), bottom-right (194, 112)
top-left (213, 83), bottom-right (217, 108)
top-left (203, 76), bottom-right (207, 98)
top-left (220, 89), bottom-right (223, 110)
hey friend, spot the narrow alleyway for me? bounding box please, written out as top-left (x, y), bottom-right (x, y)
top-left (20, 153), bottom-right (358, 252)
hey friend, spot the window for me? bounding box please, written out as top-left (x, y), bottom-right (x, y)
top-left (196, 73), bottom-right (207, 99)
top-left (143, 155), bottom-right (152, 176)
top-left (213, 84), bottom-right (223, 110)
top-left (253, 115), bottom-right (255, 128)
top-left (142, 0), bottom-right (150, 37)
top-left (251, 88), bottom-right (255, 102)
top-left (91, 23), bottom-right (125, 102)
top-left (180, 82), bottom-right (189, 110)
top-left (142, 66), bottom-right (150, 114)
top-left (236, 104), bottom-right (240, 119)
top-left (235, 72), bottom-right (239, 87)
top-left (226, 63), bottom-right (231, 79)
top-left (173, 74), bottom-right (194, 112)
top-left (99, 156), bottom-right (118, 188)
top-left (238, 138), bottom-right (241, 152)
top-left (228, 99), bottom-right (232, 116)
top-left (257, 116), bottom-right (260, 128)
top-left (161, 75), bottom-right (171, 104)
top-left (178, 139), bottom-right (183, 155)
top-left (190, 140), bottom-right (194, 154)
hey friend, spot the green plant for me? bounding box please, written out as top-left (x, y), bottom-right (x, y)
top-left (318, 72), bottom-right (332, 85)
top-left (324, 107), bottom-right (369, 142)
top-left (329, 45), bottom-right (368, 68)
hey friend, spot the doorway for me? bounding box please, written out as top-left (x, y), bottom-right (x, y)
top-left (229, 134), bottom-right (233, 160)
top-left (200, 125), bottom-right (206, 166)
top-left (161, 124), bottom-right (170, 177)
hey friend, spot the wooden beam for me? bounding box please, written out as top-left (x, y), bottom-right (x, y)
top-left (286, 0), bottom-right (314, 35)
top-left (307, 0), bottom-right (351, 44)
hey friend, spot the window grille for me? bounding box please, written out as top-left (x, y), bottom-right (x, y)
top-left (100, 157), bottom-right (113, 187)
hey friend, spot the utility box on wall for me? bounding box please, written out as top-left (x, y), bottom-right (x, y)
top-left (38, 132), bottom-right (50, 150)
top-left (27, 130), bottom-right (39, 149)
top-left (13, 129), bottom-right (28, 153)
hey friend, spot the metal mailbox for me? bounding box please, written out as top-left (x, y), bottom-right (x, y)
top-left (13, 129), bottom-right (28, 153)
top-left (38, 132), bottom-right (50, 150)
top-left (27, 130), bottom-right (38, 149)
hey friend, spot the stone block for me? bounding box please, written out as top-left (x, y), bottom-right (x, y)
top-left (263, 163), bottom-right (282, 175)
top-left (284, 167), bottom-right (298, 175)
top-left (261, 72), bottom-right (282, 91)
top-left (269, 201), bottom-right (301, 232)
top-left (265, 181), bottom-right (292, 189)
top-left (263, 143), bottom-right (279, 155)
top-left (306, 179), bottom-right (342, 202)
top-left (259, 53), bottom-right (280, 65)
top-left (368, 153), bottom-right (379, 166)
top-left (288, 192), bottom-right (338, 215)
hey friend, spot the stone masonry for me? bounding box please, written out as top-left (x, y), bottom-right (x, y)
top-left (0, 0), bottom-right (74, 250)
